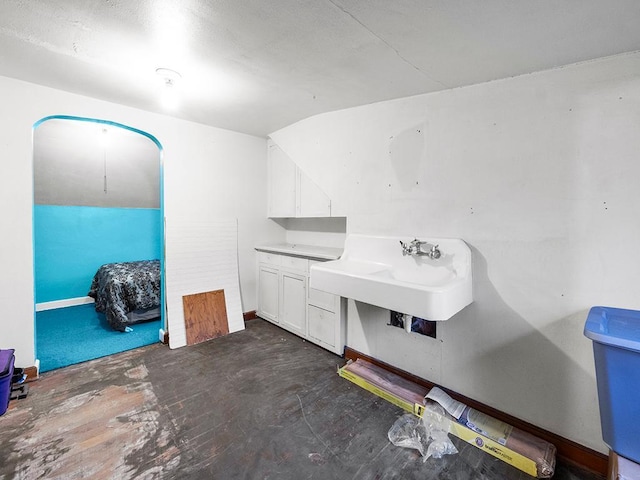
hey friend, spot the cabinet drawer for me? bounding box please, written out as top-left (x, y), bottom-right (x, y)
top-left (258, 251), bottom-right (281, 266)
top-left (308, 287), bottom-right (337, 313)
top-left (308, 305), bottom-right (336, 348)
top-left (280, 255), bottom-right (308, 272)
top-left (308, 260), bottom-right (337, 311)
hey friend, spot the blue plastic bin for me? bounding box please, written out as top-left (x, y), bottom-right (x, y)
top-left (0, 349), bottom-right (15, 416)
top-left (584, 306), bottom-right (640, 463)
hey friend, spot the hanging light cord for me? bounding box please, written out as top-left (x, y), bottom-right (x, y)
top-left (103, 146), bottom-right (107, 193)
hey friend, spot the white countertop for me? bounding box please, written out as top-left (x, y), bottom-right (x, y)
top-left (255, 243), bottom-right (343, 261)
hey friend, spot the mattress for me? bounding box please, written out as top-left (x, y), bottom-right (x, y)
top-left (88, 260), bottom-right (161, 332)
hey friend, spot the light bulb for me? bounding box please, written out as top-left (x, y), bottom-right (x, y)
top-left (160, 81), bottom-right (180, 110)
top-left (156, 68), bottom-right (182, 110)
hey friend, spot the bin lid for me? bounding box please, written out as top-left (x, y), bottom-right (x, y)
top-left (0, 349), bottom-right (15, 377)
top-left (584, 306), bottom-right (640, 352)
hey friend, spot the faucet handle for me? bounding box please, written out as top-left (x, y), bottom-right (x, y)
top-left (399, 240), bottom-right (410, 256)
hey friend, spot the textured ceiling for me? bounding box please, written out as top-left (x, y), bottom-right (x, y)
top-left (2, 0), bottom-right (640, 137)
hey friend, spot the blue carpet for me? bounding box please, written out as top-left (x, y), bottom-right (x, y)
top-left (36, 304), bottom-right (161, 372)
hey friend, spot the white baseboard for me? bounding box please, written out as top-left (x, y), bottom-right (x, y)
top-left (35, 296), bottom-right (95, 312)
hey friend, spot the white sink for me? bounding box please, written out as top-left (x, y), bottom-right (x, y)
top-left (309, 234), bottom-right (472, 320)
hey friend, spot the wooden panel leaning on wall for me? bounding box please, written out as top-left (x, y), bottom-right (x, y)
top-left (183, 289), bottom-right (229, 346)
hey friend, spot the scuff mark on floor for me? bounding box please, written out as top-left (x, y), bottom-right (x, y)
top-left (125, 364), bottom-right (149, 380)
top-left (1, 354), bottom-right (179, 480)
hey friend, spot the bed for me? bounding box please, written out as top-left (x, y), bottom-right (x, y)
top-left (88, 260), bottom-right (161, 332)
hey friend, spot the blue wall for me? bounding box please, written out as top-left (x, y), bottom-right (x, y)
top-left (34, 205), bottom-right (161, 303)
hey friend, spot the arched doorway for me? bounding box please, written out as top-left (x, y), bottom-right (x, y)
top-left (33, 115), bottom-right (165, 371)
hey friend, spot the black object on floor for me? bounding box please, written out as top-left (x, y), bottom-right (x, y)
top-left (12, 367), bottom-right (26, 385)
top-left (10, 384), bottom-right (28, 400)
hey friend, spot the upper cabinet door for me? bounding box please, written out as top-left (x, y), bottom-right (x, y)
top-left (268, 143), bottom-right (297, 217)
top-left (298, 171), bottom-right (330, 217)
top-left (267, 141), bottom-right (331, 218)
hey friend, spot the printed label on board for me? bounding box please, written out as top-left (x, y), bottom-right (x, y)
top-left (460, 407), bottom-right (513, 445)
top-left (425, 386), bottom-right (466, 419)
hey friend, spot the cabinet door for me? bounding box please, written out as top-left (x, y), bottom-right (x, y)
top-left (308, 286), bottom-right (337, 313)
top-left (257, 265), bottom-right (279, 323)
top-left (298, 171), bottom-right (331, 217)
top-left (268, 144), bottom-right (297, 217)
top-left (307, 305), bottom-right (336, 349)
top-left (280, 270), bottom-right (307, 336)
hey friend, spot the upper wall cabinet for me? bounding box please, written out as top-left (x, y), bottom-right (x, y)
top-left (268, 141), bottom-right (331, 218)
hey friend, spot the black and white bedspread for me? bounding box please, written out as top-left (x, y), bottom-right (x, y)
top-left (88, 260), bottom-right (161, 332)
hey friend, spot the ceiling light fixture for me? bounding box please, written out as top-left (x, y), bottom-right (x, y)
top-left (156, 67), bottom-right (182, 110)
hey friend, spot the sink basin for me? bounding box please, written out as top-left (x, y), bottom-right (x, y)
top-left (309, 234), bottom-right (472, 320)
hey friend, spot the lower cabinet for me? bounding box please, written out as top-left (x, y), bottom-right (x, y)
top-left (308, 305), bottom-right (338, 350)
top-left (257, 265), bottom-right (279, 323)
top-left (280, 270), bottom-right (307, 337)
top-left (307, 260), bottom-right (346, 352)
top-left (256, 251), bottom-right (345, 355)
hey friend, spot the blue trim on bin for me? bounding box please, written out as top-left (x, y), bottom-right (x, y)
top-left (584, 306), bottom-right (640, 352)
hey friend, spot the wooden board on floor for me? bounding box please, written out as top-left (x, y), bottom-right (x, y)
top-left (183, 289), bottom-right (229, 345)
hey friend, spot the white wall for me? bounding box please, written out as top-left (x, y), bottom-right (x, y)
top-left (0, 75), bottom-right (284, 368)
top-left (270, 52), bottom-right (640, 453)
top-left (277, 217), bottom-right (347, 249)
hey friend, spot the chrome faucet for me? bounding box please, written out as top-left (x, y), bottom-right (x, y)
top-left (399, 238), bottom-right (441, 259)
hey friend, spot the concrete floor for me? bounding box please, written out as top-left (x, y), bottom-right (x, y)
top-left (0, 319), bottom-right (605, 479)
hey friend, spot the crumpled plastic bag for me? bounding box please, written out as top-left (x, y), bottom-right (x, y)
top-left (387, 414), bottom-right (430, 457)
top-left (387, 403), bottom-right (458, 462)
